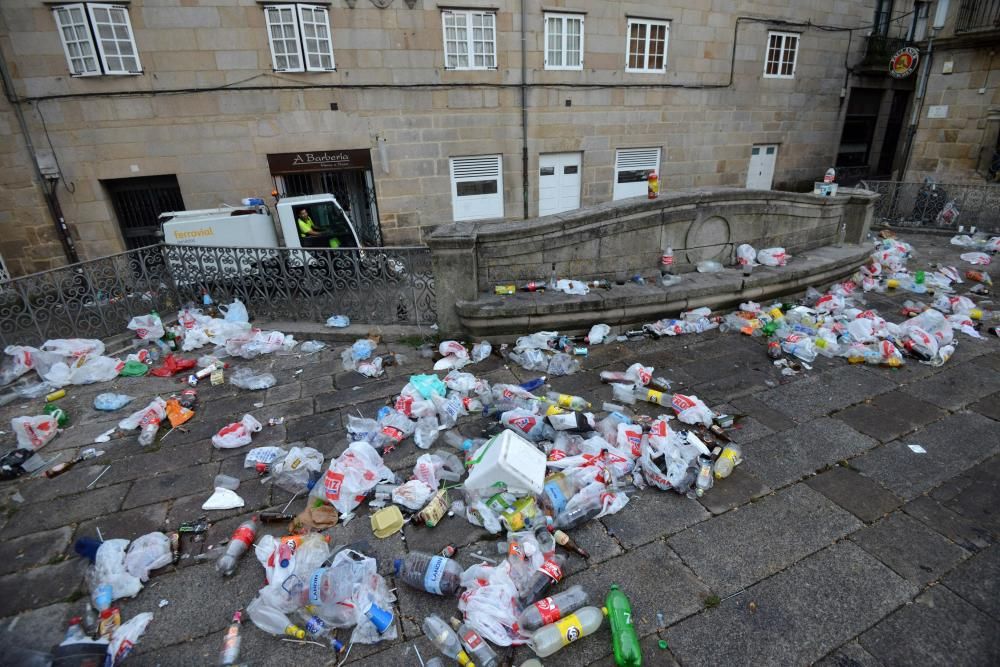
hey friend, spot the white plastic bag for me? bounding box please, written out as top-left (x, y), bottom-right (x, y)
top-left (41, 338), bottom-right (106, 358)
top-left (758, 247), bottom-right (788, 266)
top-left (91, 539), bottom-right (142, 607)
top-left (119, 398), bottom-right (167, 431)
top-left (127, 314), bottom-right (165, 341)
top-left (936, 200), bottom-right (960, 226)
top-left (270, 446), bottom-right (324, 494)
top-left (413, 452), bottom-right (463, 489)
top-left (221, 298), bottom-right (250, 323)
top-left (696, 260), bottom-right (723, 273)
top-left (11, 415), bottom-right (60, 450)
top-left (44, 355), bottom-right (123, 387)
top-left (413, 415), bottom-right (440, 449)
top-left (211, 414), bottom-right (263, 449)
top-left (107, 612), bottom-right (153, 666)
top-left (300, 340), bottom-right (326, 354)
top-left (95, 393), bottom-right (135, 411)
top-left (391, 480), bottom-right (435, 511)
top-left (326, 314), bottom-right (351, 328)
top-left (124, 532), bottom-right (172, 582)
top-left (671, 394), bottom-right (713, 426)
top-left (548, 353), bottom-right (580, 376)
top-left (960, 252), bottom-right (991, 266)
top-left (457, 563), bottom-right (522, 646)
top-left (310, 441), bottom-right (394, 515)
top-left (471, 341), bottom-right (492, 362)
top-left (736, 243), bottom-right (757, 267)
top-left (587, 323), bottom-right (611, 345)
top-left (556, 279), bottom-right (589, 295)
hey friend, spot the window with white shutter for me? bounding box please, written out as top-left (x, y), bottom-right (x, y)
top-left (450, 155), bottom-right (504, 221)
top-left (442, 10), bottom-right (496, 70)
top-left (545, 13), bottom-right (584, 70)
top-left (52, 3), bottom-right (140, 76)
top-left (613, 147), bottom-right (660, 200)
top-left (264, 4), bottom-right (335, 72)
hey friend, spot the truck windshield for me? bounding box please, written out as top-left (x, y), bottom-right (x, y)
top-left (309, 202), bottom-right (357, 249)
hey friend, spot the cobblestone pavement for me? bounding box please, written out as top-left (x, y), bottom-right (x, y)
top-left (1, 232), bottom-right (998, 666)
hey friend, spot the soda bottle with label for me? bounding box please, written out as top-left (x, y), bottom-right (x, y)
top-left (516, 584), bottom-right (589, 632)
top-left (517, 554), bottom-right (566, 607)
top-left (528, 606), bottom-right (604, 658)
top-left (545, 392), bottom-right (591, 411)
top-left (218, 611), bottom-right (243, 666)
top-left (450, 616), bottom-right (499, 667)
top-left (216, 516), bottom-right (259, 576)
top-left (605, 584), bottom-right (642, 666)
top-left (394, 552), bottom-right (463, 596)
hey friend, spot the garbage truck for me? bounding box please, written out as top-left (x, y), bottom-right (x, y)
top-left (157, 193), bottom-right (401, 291)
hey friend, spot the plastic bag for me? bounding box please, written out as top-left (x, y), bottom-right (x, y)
top-left (625, 363), bottom-right (653, 386)
top-left (221, 298), bottom-right (250, 323)
top-left (127, 314), bottom-right (165, 341)
top-left (408, 374), bottom-right (447, 399)
top-left (457, 563), bottom-right (523, 647)
top-left (936, 200), bottom-right (960, 226)
top-left (243, 446), bottom-right (287, 470)
top-left (230, 367), bottom-right (277, 390)
top-left (45, 356), bottom-right (124, 387)
top-left (119, 360), bottom-right (149, 377)
top-left (471, 341), bottom-right (492, 362)
top-left (758, 247), bottom-right (788, 266)
top-left (414, 415), bottom-right (440, 449)
top-left (326, 314), bottom-right (351, 328)
top-left (124, 532), bottom-right (172, 582)
top-left (847, 318), bottom-right (876, 343)
top-left (556, 279), bottom-right (589, 295)
top-left (165, 398), bottom-right (194, 428)
top-left (107, 612), bottom-right (153, 666)
top-left (587, 323), bottom-right (611, 345)
top-left (736, 243), bottom-right (757, 267)
top-left (90, 539), bottom-right (142, 607)
top-left (0, 346), bottom-right (43, 386)
top-left (149, 354), bottom-right (196, 378)
top-left (500, 408), bottom-right (549, 442)
top-left (270, 446), bottom-right (324, 494)
top-left (13, 381), bottom-right (56, 399)
top-left (212, 414), bottom-right (263, 449)
top-left (391, 480), bottom-right (435, 511)
top-left (960, 252), bottom-right (991, 265)
top-left (509, 349), bottom-right (548, 372)
top-left (439, 340), bottom-right (469, 360)
top-left (547, 352), bottom-right (580, 376)
top-left (671, 394), bottom-right (713, 426)
top-left (696, 260), bottom-right (723, 273)
top-left (310, 441), bottom-right (394, 515)
top-left (95, 393), bottom-right (135, 411)
top-left (42, 338), bottom-right (106, 359)
top-left (300, 340), bottom-right (326, 354)
top-left (118, 398), bottom-right (167, 431)
top-left (11, 415), bottom-right (59, 450)
top-left (352, 339), bottom-right (377, 361)
top-left (357, 356), bottom-right (385, 378)
top-left (413, 452), bottom-right (463, 489)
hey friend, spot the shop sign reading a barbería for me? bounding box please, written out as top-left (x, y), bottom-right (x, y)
top-left (889, 47), bottom-right (920, 79)
top-left (267, 148), bottom-right (373, 173)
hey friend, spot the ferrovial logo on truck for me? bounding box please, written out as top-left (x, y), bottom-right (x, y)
top-left (174, 227), bottom-right (214, 242)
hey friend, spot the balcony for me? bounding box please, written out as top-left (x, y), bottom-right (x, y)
top-left (859, 34), bottom-right (914, 73)
top-left (956, 0), bottom-right (1000, 32)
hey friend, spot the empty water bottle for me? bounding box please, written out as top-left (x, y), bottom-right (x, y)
top-left (423, 615), bottom-right (474, 666)
top-left (394, 552), bottom-right (463, 596)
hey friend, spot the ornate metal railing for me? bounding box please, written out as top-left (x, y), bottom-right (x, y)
top-left (956, 0), bottom-right (1000, 32)
top-left (0, 244), bottom-right (436, 347)
top-left (861, 180), bottom-right (1000, 231)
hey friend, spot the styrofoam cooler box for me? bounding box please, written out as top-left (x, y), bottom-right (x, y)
top-left (463, 429), bottom-right (546, 495)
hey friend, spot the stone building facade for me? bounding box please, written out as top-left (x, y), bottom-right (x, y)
top-left (0, 0), bottom-right (993, 276)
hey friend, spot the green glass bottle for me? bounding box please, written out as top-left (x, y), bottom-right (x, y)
top-left (604, 584), bottom-right (642, 667)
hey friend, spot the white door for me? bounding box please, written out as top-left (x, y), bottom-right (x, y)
top-left (613, 147), bottom-right (660, 200)
top-left (746, 144), bottom-right (778, 190)
top-left (450, 155), bottom-right (504, 221)
top-left (538, 152), bottom-right (582, 216)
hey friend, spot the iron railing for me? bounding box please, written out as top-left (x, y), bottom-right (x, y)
top-left (0, 244), bottom-right (436, 347)
top-left (861, 180), bottom-right (1000, 231)
top-left (955, 0), bottom-right (1000, 32)
top-left (861, 34), bottom-right (913, 69)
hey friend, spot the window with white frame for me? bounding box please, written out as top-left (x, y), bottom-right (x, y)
top-left (545, 13), bottom-right (584, 70)
top-left (264, 4), bottom-right (335, 72)
top-left (764, 31), bottom-right (798, 78)
top-left (442, 10), bottom-right (497, 70)
top-left (625, 18), bottom-right (668, 73)
top-left (52, 3), bottom-right (141, 76)
top-left (450, 155), bottom-right (504, 221)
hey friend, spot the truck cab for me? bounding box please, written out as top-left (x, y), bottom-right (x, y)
top-left (274, 194), bottom-right (361, 250)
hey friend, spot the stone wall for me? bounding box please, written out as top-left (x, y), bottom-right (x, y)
top-left (428, 186), bottom-right (876, 334)
top-left (0, 90), bottom-right (64, 276)
top-left (0, 0), bottom-right (874, 262)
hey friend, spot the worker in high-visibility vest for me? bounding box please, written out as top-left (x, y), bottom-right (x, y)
top-left (296, 208), bottom-right (338, 248)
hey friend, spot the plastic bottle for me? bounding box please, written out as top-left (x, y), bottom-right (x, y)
top-left (516, 584), bottom-right (589, 632)
top-left (517, 554), bottom-right (566, 607)
top-left (98, 607), bottom-right (121, 639)
top-left (545, 392), bottom-right (591, 411)
top-left (299, 608), bottom-right (346, 652)
top-left (138, 413), bottom-right (161, 447)
top-left (451, 616), bottom-right (499, 667)
top-left (713, 443), bottom-right (742, 479)
top-left (219, 611), bottom-right (243, 666)
top-left (605, 585), bottom-right (642, 667)
top-left (528, 606), bottom-right (604, 658)
top-left (540, 472), bottom-right (581, 515)
top-left (216, 516), bottom-right (259, 576)
top-left (247, 598), bottom-right (306, 639)
top-left (394, 552), bottom-right (463, 596)
top-left (661, 244), bottom-right (674, 276)
top-left (423, 615), bottom-right (475, 667)
top-left (547, 264), bottom-right (558, 291)
top-left (62, 617), bottom-right (89, 644)
top-left (555, 501), bottom-right (602, 530)
top-left (695, 456), bottom-right (714, 497)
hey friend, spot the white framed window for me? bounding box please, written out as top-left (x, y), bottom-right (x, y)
top-left (450, 155), bottom-right (504, 221)
top-left (52, 3), bottom-right (140, 76)
top-left (442, 10), bottom-right (497, 70)
top-left (264, 4), bottom-right (335, 72)
top-left (613, 147), bottom-right (660, 200)
top-left (764, 31), bottom-right (798, 78)
top-left (625, 18), bottom-right (668, 73)
top-left (544, 13), bottom-right (584, 70)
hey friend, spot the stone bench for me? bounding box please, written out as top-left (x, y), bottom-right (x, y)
top-left (455, 244), bottom-right (870, 338)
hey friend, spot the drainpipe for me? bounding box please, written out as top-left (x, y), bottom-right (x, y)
top-left (0, 42), bottom-right (79, 265)
top-left (520, 0), bottom-right (529, 219)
